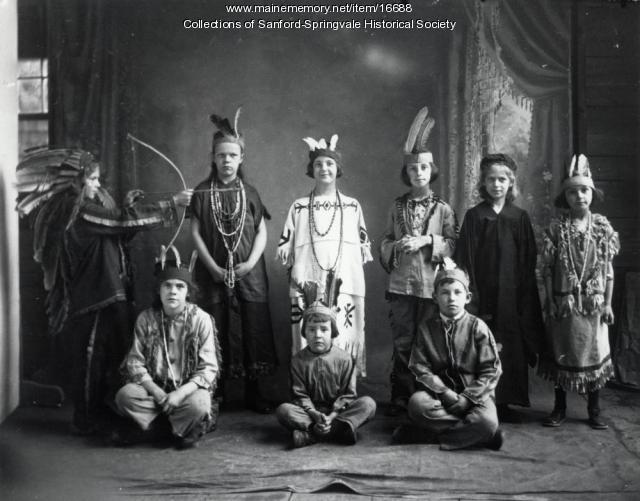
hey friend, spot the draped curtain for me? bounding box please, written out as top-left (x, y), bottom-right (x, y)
top-left (48, 0), bottom-right (134, 196)
top-left (446, 0), bottom-right (571, 236)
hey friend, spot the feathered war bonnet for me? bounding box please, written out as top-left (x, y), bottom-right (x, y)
top-left (210, 107), bottom-right (245, 152)
top-left (302, 134), bottom-right (342, 177)
top-left (154, 244), bottom-right (198, 288)
top-left (554, 154), bottom-right (600, 207)
top-left (434, 257), bottom-right (470, 292)
top-left (404, 106), bottom-right (435, 167)
top-left (15, 148), bottom-right (101, 216)
top-left (299, 278), bottom-right (342, 338)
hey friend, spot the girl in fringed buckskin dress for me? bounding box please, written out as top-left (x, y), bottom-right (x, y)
top-left (539, 154), bottom-right (619, 430)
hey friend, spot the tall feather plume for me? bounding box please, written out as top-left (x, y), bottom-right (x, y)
top-left (210, 114), bottom-right (234, 136)
top-left (326, 274), bottom-right (342, 308)
top-left (233, 106), bottom-right (242, 138)
top-left (329, 134), bottom-right (339, 151)
top-left (301, 281), bottom-right (321, 309)
top-left (188, 250), bottom-right (198, 273)
top-left (415, 116), bottom-right (435, 153)
top-left (404, 106), bottom-right (429, 155)
top-left (302, 137), bottom-right (320, 151)
top-left (567, 154), bottom-right (577, 178)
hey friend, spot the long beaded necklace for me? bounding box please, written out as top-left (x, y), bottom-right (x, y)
top-left (210, 177), bottom-right (247, 289)
top-left (160, 308), bottom-right (186, 391)
top-left (564, 212), bottom-right (593, 311)
top-left (308, 189), bottom-right (344, 273)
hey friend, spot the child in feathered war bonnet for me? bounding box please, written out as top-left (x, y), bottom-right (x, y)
top-left (114, 247), bottom-right (220, 449)
top-left (15, 149), bottom-right (192, 435)
top-left (539, 154), bottom-right (619, 430)
top-left (190, 109), bottom-right (278, 413)
top-left (277, 134), bottom-right (373, 377)
top-left (455, 153), bottom-right (544, 423)
top-left (275, 283), bottom-right (376, 448)
top-left (392, 258), bottom-right (504, 451)
top-left (380, 107), bottom-right (458, 416)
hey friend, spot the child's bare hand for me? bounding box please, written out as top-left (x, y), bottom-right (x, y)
top-left (234, 261), bottom-right (253, 278)
top-left (398, 236), bottom-right (429, 254)
top-left (161, 391), bottom-right (184, 414)
top-left (440, 389), bottom-right (459, 408)
top-left (172, 189), bottom-right (193, 207)
top-left (602, 305), bottom-right (614, 324)
top-left (313, 422), bottom-right (331, 436)
top-left (208, 263), bottom-right (226, 283)
top-left (308, 409), bottom-right (325, 424)
top-left (446, 394), bottom-right (472, 417)
top-left (276, 246), bottom-right (291, 267)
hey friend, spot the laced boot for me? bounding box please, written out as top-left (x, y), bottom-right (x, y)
top-left (587, 390), bottom-right (608, 430)
top-left (542, 386), bottom-right (566, 427)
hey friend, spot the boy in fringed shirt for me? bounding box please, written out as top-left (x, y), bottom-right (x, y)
top-left (114, 247), bottom-right (219, 449)
top-left (276, 287), bottom-right (376, 448)
top-left (392, 259), bottom-right (504, 450)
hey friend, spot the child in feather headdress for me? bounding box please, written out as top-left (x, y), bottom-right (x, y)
top-left (113, 247), bottom-right (219, 449)
top-left (275, 283), bottom-right (376, 448)
top-left (190, 109), bottom-right (278, 413)
top-left (538, 154), bottom-right (619, 430)
top-left (276, 133), bottom-right (373, 377)
top-left (15, 149), bottom-right (193, 435)
top-left (379, 107), bottom-right (458, 416)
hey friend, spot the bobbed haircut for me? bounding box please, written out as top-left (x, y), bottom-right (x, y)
top-left (554, 186), bottom-right (604, 209)
top-left (151, 279), bottom-right (200, 310)
top-left (306, 155), bottom-right (344, 179)
top-left (477, 153), bottom-right (519, 203)
top-left (301, 311), bottom-right (339, 339)
top-left (401, 161), bottom-right (439, 186)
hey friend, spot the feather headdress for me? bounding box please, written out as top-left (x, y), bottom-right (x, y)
top-left (561, 154), bottom-right (594, 191)
top-left (155, 244), bottom-right (197, 286)
top-left (15, 148), bottom-right (96, 216)
top-left (15, 147), bottom-right (114, 337)
top-left (210, 107), bottom-right (245, 151)
top-left (404, 106), bottom-right (435, 165)
top-left (298, 277), bottom-right (342, 338)
top-left (302, 134), bottom-right (342, 169)
top-left (434, 257), bottom-right (470, 291)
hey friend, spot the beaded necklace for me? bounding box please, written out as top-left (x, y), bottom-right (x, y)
top-left (160, 308), bottom-right (186, 391)
top-left (564, 212), bottom-right (593, 311)
top-left (210, 177), bottom-right (247, 289)
top-left (308, 189), bottom-right (344, 272)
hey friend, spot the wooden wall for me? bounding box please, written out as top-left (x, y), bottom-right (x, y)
top-left (577, 2), bottom-right (640, 270)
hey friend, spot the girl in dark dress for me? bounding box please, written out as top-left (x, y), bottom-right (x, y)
top-left (190, 110), bottom-right (277, 413)
top-left (455, 154), bottom-right (544, 422)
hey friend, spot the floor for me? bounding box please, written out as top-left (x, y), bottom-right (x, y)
top-left (1, 378), bottom-right (640, 501)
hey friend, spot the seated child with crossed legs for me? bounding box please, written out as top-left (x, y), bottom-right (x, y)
top-left (114, 248), bottom-right (219, 449)
top-left (276, 296), bottom-right (376, 448)
top-left (392, 258), bottom-right (504, 450)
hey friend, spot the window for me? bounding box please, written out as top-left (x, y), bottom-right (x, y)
top-left (18, 57), bottom-right (49, 160)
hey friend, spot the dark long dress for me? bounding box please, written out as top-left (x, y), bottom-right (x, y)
top-left (455, 201), bottom-right (544, 407)
top-left (190, 177), bottom-right (277, 380)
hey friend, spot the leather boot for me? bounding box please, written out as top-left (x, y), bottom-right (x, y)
top-left (542, 386), bottom-right (566, 427)
top-left (587, 390), bottom-right (608, 430)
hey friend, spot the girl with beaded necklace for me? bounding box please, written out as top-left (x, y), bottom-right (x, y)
top-left (277, 134), bottom-right (372, 376)
top-left (190, 110), bottom-right (277, 413)
top-left (379, 107), bottom-right (458, 416)
top-left (538, 154), bottom-right (619, 430)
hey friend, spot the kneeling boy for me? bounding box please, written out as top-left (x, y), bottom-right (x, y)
top-left (114, 249), bottom-right (219, 449)
top-left (393, 259), bottom-right (504, 450)
top-left (276, 303), bottom-right (376, 448)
